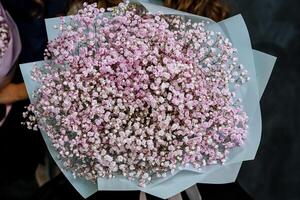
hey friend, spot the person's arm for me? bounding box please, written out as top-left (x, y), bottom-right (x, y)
top-left (0, 82), bottom-right (28, 104)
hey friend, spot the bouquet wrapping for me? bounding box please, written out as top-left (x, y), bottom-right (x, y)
top-left (20, 0), bottom-right (276, 199)
top-left (0, 2), bottom-right (21, 89)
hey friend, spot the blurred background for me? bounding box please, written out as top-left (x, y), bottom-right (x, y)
top-left (228, 1), bottom-right (300, 200)
top-left (0, 0), bottom-right (299, 199)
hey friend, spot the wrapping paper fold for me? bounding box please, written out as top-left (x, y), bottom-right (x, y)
top-left (20, 0), bottom-right (276, 199)
top-left (0, 2), bottom-right (21, 89)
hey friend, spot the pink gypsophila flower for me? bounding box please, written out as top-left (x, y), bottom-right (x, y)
top-left (25, 2), bottom-right (249, 186)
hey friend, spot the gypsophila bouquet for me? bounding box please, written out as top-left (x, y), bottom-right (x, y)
top-left (0, 16), bottom-right (9, 62)
top-left (23, 2), bottom-right (251, 187)
top-left (0, 2), bottom-right (21, 89)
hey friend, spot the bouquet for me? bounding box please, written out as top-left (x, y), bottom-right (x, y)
top-left (0, 2), bottom-right (21, 89)
top-left (0, 2), bottom-right (21, 126)
top-left (20, 1), bottom-right (276, 199)
top-left (0, 15), bottom-right (9, 61)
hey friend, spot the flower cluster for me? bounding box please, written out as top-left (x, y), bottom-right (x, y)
top-left (0, 14), bottom-right (9, 62)
top-left (25, 2), bottom-right (249, 186)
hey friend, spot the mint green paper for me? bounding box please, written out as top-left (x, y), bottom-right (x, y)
top-left (20, 1), bottom-right (276, 199)
top-left (253, 50), bottom-right (276, 98)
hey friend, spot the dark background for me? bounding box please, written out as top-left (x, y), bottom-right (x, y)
top-left (228, 0), bottom-right (300, 200)
top-left (0, 0), bottom-right (299, 199)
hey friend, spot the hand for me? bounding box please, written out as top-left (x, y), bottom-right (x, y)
top-left (0, 83), bottom-right (28, 104)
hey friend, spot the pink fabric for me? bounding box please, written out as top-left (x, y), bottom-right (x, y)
top-left (0, 104), bottom-right (11, 127)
